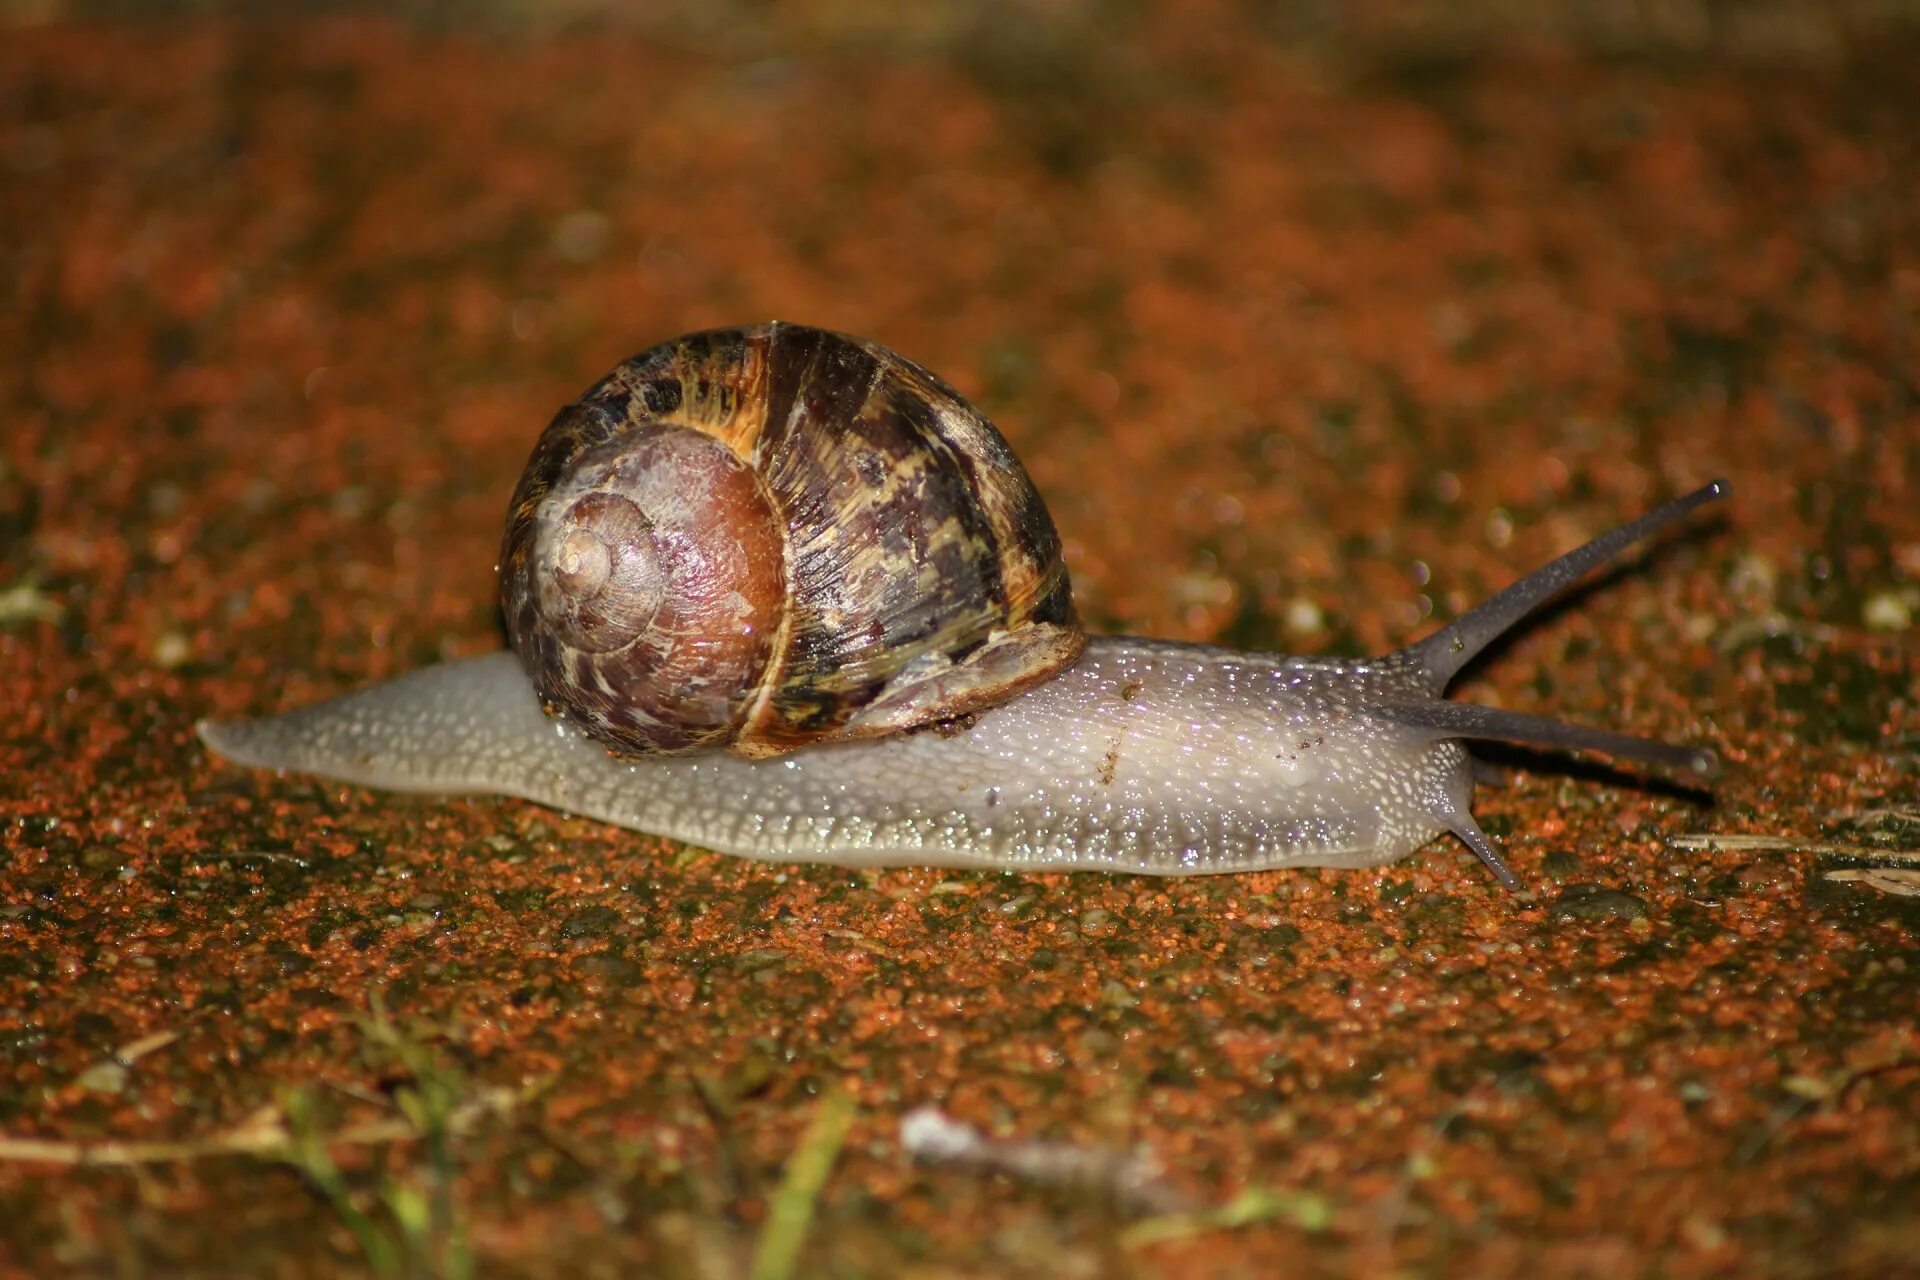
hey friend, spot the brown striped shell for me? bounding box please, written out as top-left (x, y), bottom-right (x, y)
top-left (500, 323), bottom-right (1085, 759)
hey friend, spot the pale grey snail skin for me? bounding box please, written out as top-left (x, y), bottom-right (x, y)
top-left (199, 479), bottom-right (1726, 890)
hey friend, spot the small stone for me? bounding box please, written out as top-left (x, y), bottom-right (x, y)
top-left (733, 948), bottom-right (788, 974)
top-left (558, 905), bottom-right (622, 939)
top-left (0, 579), bottom-right (60, 627)
top-left (1862, 589), bottom-right (1914, 631)
top-left (1284, 598), bottom-right (1325, 635)
top-left (150, 630), bottom-right (193, 669)
top-left (574, 955), bottom-right (646, 984)
top-left (1550, 883), bottom-right (1650, 922)
top-left (76, 1062), bottom-right (129, 1094)
top-left (80, 845), bottom-right (129, 873)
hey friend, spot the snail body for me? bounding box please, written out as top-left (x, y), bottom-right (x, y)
top-left (198, 640), bottom-right (1474, 875)
top-left (200, 324), bottom-right (1725, 890)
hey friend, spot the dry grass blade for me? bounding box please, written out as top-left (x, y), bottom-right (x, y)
top-left (1823, 868), bottom-right (1920, 896)
top-left (748, 1091), bottom-right (856, 1280)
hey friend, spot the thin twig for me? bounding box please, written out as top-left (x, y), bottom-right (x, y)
top-left (1667, 834), bottom-right (1920, 861)
top-left (113, 1028), bottom-right (182, 1065)
top-left (0, 1093), bottom-right (513, 1168)
top-left (0, 1115), bottom-right (410, 1167)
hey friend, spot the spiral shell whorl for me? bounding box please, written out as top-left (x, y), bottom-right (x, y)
top-left (535, 486), bottom-right (663, 654)
top-left (504, 417), bottom-right (785, 755)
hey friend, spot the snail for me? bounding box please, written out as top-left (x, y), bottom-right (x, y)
top-left (199, 323), bottom-right (1726, 891)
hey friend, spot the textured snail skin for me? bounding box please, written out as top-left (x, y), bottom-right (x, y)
top-left (198, 640), bottom-right (1478, 875)
top-left (198, 480), bottom-right (1726, 887)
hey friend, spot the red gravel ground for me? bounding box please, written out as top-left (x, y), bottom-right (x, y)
top-left (2, 5), bottom-right (1917, 1277)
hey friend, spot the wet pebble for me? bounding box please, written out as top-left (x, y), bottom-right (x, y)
top-left (1550, 884), bottom-right (1650, 922)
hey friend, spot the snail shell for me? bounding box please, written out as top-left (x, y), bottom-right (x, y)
top-left (499, 323), bottom-right (1084, 759)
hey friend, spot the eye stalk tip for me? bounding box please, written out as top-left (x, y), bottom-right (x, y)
top-left (1686, 747), bottom-right (1720, 781)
